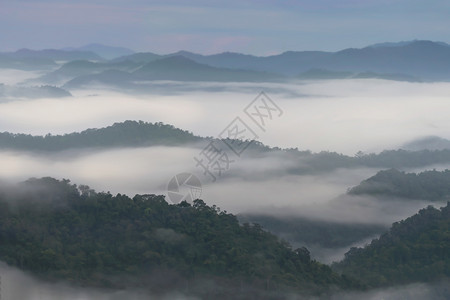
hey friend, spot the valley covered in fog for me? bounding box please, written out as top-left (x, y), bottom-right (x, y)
top-left (1, 75), bottom-right (449, 268)
top-left (1, 8), bottom-right (450, 296)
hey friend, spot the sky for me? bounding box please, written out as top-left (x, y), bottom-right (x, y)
top-left (1, 0), bottom-right (449, 55)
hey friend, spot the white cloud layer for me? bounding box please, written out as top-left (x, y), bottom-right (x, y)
top-left (1, 80), bottom-right (450, 154)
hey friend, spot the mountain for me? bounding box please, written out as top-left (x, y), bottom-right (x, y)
top-left (333, 203), bottom-right (450, 287)
top-left (111, 40), bottom-right (450, 80)
top-left (368, 41), bottom-right (420, 48)
top-left (63, 43), bottom-right (134, 60)
top-left (168, 50), bottom-right (268, 71)
top-left (112, 52), bottom-right (162, 63)
top-left (348, 169), bottom-right (450, 201)
top-left (12, 40), bottom-right (450, 83)
top-left (2, 121), bottom-right (450, 175)
top-left (403, 136), bottom-right (450, 151)
top-left (163, 50), bottom-right (333, 76)
top-left (0, 121), bottom-right (201, 151)
top-left (284, 149), bottom-right (450, 175)
top-left (63, 56), bottom-right (283, 88)
top-left (62, 69), bottom-right (134, 89)
top-left (4, 40), bottom-right (450, 80)
top-left (0, 83), bottom-right (71, 99)
top-left (115, 50), bottom-right (331, 76)
top-left (322, 41), bottom-right (450, 80)
top-left (0, 177), bottom-right (361, 298)
top-left (28, 53), bottom-right (295, 86)
top-left (369, 40), bottom-right (450, 48)
top-left (36, 59), bottom-right (141, 85)
top-left (132, 55), bottom-right (282, 82)
top-left (0, 54), bottom-right (57, 70)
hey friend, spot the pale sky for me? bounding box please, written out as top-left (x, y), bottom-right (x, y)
top-left (1, 0), bottom-right (449, 55)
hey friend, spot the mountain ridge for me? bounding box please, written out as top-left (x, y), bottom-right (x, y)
top-left (63, 55), bottom-right (283, 87)
top-left (110, 40), bottom-right (450, 79)
top-left (2, 121), bottom-right (450, 177)
top-left (8, 40), bottom-right (450, 81)
top-left (334, 202), bottom-right (450, 287)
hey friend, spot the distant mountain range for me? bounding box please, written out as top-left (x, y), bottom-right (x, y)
top-left (0, 83), bottom-right (71, 99)
top-left (1, 40), bottom-right (449, 83)
top-left (402, 136), bottom-right (450, 151)
top-left (161, 40), bottom-right (450, 80)
top-left (3, 40), bottom-right (450, 84)
top-left (368, 40), bottom-right (450, 48)
top-left (0, 54), bottom-right (57, 70)
top-left (37, 59), bottom-right (141, 86)
top-left (110, 40), bottom-right (450, 80)
top-left (63, 55), bottom-right (282, 88)
top-left (0, 44), bottom-right (134, 71)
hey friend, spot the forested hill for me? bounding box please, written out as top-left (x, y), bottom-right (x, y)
top-left (0, 121), bottom-right (202, 151)
top-left (333, 203), bottom-right (450, 287)
top-left (348, 169), bottom-right (450, 201)
top-left (2, 121), bottom-right (450, 173)
top-left (0, 177), bottom-right (360, 298)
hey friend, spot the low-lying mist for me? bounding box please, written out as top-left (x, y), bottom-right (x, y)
top-left (1, 261), bottom-right (448, 300)
top-left (0, 262), bottom-right (198, 300)
top-left (0, 145), bottom-right (444, 227)
top-left (0, 79), bottom-right (450, 154)
top-left (0, 69), bottom-right (44, 85)
top-left (0, 77), bottom-right (449, 298)
top-left (323, 280), bottom-right (450, 300)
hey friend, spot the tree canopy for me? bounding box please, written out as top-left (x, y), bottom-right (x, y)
top-left (0, 177), bottom-right (360, 298)
top-left (349, 168), bottom-right (450, 201)
top-left (334, 203), bottom-right (450, 287)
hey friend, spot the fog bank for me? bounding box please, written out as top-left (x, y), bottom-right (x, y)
top-left (1, 80), bottom-right (450, 154)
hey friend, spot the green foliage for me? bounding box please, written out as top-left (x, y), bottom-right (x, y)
top-left (0, 178), bottom-right (360, 296)
top-left (0, 120), bottom-right (201, 151)
top-left (2, 121), bottom-right (450, 175)
top-left (349, 168), bottom-right (450, 201)
top-left (333, 203), bottom-right (450, 287)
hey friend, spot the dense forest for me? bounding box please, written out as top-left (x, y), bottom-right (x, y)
top-left (0, 121), bottom-right (202, 151)
top-left (349, 169), bottom-right (450, 201)
top-left (333, 203), bottom-right (450, 287)
top-left (0, 177), bottom-right (361, 299)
